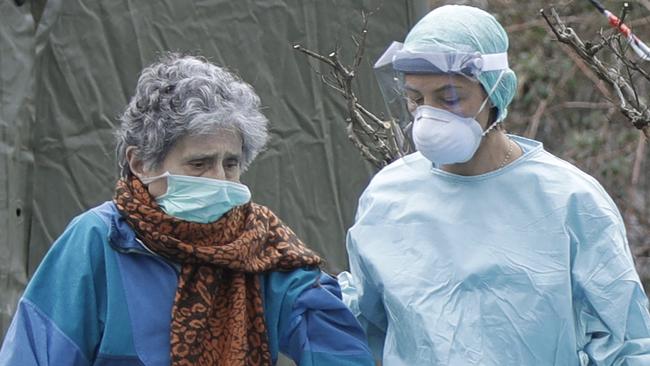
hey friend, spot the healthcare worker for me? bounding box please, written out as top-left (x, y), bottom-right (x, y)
top-left (339, 5), bottom-right (650, 366)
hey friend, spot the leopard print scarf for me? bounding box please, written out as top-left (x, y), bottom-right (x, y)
top-left (113, 176), bottom-right (322, 366)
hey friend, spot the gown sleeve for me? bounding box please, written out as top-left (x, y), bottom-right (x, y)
top-left (339, 230), bottom-right (388, 362)
top-left (570, 195), bottom-right (650, 365)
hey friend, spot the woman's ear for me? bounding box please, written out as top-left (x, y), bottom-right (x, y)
top-left (125, 146), bottom-right (145, 178)
top-left (489, 106), bottom-right (499, 124)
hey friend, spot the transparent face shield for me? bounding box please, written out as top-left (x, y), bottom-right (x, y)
top-left (373, 41), bottom-right (509, 165)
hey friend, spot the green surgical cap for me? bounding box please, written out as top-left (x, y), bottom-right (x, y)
top-left (404, 5), bottom-right (517, 122)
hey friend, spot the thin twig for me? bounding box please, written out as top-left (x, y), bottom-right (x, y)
top-left (603, 33), bottom-right (650, 83)
top-left (541, 7), bottom-right (650, 133)
top-left (559, 44), bottom-right (614, 100)
top-left (352, 11), bottom-right (369, 71)
top-left (631, 131), bottom-right (647, 186)
top-left (293, 12), bottom-right (401, 168)
top-left (293, 45), bottom-right (337, 68)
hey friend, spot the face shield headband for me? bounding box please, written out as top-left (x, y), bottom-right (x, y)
top-left (374, 41), bottom-right (509, 77)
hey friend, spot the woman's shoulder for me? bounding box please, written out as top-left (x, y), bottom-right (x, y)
top-left (363, 152), bottom-right (430, 194)
top-left (23, 203), bottom-right (119, 299)
top-left (46, 201), bottom-right (118, 259)
top-left (517, 144), bottom-right (619, 212)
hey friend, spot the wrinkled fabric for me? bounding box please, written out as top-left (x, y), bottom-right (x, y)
top-left (403, 5), bottom-right (517, 122)
top-left (114, 176), bottom-right (322, 366)
top-left (341, 135), bottom-right (650, 365)
top-left (0, 202), bottom-right (374, 366)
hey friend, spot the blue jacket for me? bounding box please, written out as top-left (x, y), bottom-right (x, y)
top-left (0, 202), bottom-right (374, 366)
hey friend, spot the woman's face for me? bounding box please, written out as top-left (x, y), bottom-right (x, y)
top-left (132, 128), bottom-right (244, 197)
top-left (403, 73), bottom-right (492, 128)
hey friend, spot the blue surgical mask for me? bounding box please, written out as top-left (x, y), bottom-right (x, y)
top-left (140, 172), bottom-right (251, 223)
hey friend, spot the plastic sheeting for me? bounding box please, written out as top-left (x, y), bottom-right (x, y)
top-left (0, 0), bottom-right (35, 347)
top-left (0, 0), bottom-right (420, 354)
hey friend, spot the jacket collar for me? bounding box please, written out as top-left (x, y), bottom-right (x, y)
top-left (96, 201), bottom-right (148, 253)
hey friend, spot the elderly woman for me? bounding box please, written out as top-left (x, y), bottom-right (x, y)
top-left (0, 53), bottom-right (373, 366)
top-left (339, 5), bottom-right (650, 366)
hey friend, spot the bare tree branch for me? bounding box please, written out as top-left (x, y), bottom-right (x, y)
top-left (541, 7), bottom-right (650, 138)
top-left (292, 12), bottom-right (402, 168)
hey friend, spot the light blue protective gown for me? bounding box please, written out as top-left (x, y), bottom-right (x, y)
top-left (340, 135), bottom-right (650, 365)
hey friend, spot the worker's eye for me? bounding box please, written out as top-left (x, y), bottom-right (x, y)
top-left (406, 96), bottom-right (423, 112)
top-left (441, 97), bottom-right (461, 106)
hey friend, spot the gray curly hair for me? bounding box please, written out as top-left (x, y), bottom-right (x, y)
top-left (115, 53), bottom-right (269, 177)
